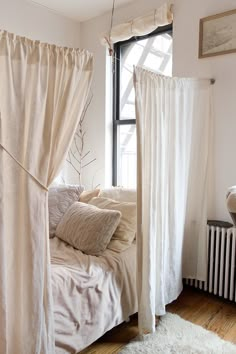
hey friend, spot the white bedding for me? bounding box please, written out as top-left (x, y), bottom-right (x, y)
top-left (50, 237), bottom-right (137, 354)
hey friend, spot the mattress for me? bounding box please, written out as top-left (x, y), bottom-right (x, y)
top-left (50, 237), bottom-right (137, 354)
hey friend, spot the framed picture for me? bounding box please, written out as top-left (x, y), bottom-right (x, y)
top-left (199, 9), bottom-right (236, 58)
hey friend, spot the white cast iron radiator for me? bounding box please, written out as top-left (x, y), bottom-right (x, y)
top-left (184, 220), bottom-right (236, 302)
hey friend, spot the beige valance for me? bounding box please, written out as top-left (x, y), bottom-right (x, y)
top-left (101, 3), bottom-right (173, 48)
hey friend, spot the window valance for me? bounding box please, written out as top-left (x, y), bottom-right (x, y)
top-left (101, 3), bottom-right (173, 48)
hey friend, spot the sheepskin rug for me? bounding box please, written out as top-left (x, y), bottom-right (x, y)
top-left (119, 313), bottom-right (236, 354)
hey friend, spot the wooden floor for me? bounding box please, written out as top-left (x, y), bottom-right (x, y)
top-left (80, 287), bottom-right (236, 354)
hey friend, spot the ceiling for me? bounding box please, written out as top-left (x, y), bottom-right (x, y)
top-left (30, 0), bottom-right (135, 22)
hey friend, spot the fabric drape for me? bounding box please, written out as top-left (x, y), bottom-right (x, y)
top-left (100, 3), bottom-right (173, 47)
top-left (134, 67), bottom-right (212, 333)
top-left (0, 30), bottom-right (93, 354)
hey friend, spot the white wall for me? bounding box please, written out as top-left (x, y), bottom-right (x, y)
top-left (0, 0), bottom-right (82, 185)
top-left (79, 0), bottom-right (236, 222)
top-left (0, 0), bottom-right (80, 47)
top-left (173, 0), bottom-right (236, 222)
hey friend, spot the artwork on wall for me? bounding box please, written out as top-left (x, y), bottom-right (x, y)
top-left (199, 9), bottom-right (236, 58)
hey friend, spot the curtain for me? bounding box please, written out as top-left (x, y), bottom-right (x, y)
top-left (0, 30), bottom-right (93, 354)
top-left (100, 3), bottom-right (173, 47)
top-left (134, 67), bottom-right (212, 333)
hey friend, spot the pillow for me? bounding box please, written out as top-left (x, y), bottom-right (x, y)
top-left (99, 187), bottom-right (136, 203)
top-left (48, 184), bottom-right (84, 238)
top-left (88, 197), bottom-right (136, 252)
top-left (55, 202), bottom-right (121, 255)
top-left (79, 189), bottom-right (100, 203)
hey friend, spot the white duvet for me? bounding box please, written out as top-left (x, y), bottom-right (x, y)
top-left (50, 237), bottom-right (137, 354)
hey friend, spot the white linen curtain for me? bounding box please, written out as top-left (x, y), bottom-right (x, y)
top-left (0, 30), bottom-right (93, 354)
top-left (134, 67), bottom-right (212, 333)
top-left (100, 3), bottom-right (173, 47)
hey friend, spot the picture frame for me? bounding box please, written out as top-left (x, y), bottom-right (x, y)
top-left (199, 9), bottom-right (236, 58)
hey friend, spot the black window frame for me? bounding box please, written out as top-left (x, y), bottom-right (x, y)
top-left (112, 23), bottom-right (173, 186)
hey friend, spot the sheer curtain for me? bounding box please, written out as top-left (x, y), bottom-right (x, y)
top-left (0, 30), bottom-right (93, 354)
top-left (134, 67), bottom-right (212, 333)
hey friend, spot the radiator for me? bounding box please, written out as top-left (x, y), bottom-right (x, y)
top-left (184, 220), bottom-right (236, 302)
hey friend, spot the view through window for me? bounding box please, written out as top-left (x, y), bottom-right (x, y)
top-left (113, 25), bottom-right (173, 188)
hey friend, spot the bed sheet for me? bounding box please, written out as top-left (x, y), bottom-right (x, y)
top-left (50, 237), bottom-right (137, 354)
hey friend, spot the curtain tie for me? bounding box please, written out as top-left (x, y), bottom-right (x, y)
top-left (0, 143), bottom-right (48, 192)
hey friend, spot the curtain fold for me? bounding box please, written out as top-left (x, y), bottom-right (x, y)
top-left (0, 30), bottom-right (93, 354)
top-left (100, 3), bottom-right (173, 47)
top-left (134, 67), bottom-right (212, 333)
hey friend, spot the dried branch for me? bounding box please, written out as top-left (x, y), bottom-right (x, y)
top-left (70, 148), bottom-right (81, 165)
top-left (91, 167), bottom-right (103, 190)
top-left (66, 92), bottom-right (97, 186)
top-left (67, 151), bottom-right (72, 163)
top-left (80, 94), bottom-right (93, 124)
top-left (66, 159), bottom-right (81, 177)
top-left (74, 136), bottom-right (81, 154)
top-left (82, 151), bottom-right (90, 160)
top-left (82, 158), bottom-right (96, 169)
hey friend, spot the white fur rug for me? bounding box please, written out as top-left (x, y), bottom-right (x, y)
top-left (119, 313), bottom-right (236, 354)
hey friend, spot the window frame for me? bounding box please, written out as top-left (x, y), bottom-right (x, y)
top-left (112, 23), bottom-right (173, 186)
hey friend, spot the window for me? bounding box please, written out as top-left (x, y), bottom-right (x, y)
top-left (113, 24), bottom-right (173, 187)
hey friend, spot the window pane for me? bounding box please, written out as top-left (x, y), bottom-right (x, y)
top-left (120, 32), bottom-right (173, 120)
top-left (117, 125), bottom-right (136, 188)
top-left (114, 27), bottom-right (173, 187)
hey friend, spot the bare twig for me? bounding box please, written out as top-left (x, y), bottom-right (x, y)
top-left (67, 151), bottom-right (72, 163)
top-left (74, 136), bottom-right (81, 154)
top-left (66, 159), bottom-right (81, 177)
top-left (82, 158), bottom-right (96, 169)
top-left (66, 92), bottom-right (97, 186)
top-left (61, 175), bottom-right (66, 184)
top-left (91, 167), bottom-right (103, 189)
top-left (82, 151), bottom-right (90, 160)
top-left (80, 94), bottom-right (93, 124)
top-left (70, 148), bottom-right (81, 165)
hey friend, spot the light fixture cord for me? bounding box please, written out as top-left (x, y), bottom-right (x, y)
top-left (109, 0), bottom-right (115, 44)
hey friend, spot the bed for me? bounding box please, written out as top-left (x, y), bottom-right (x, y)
top-left (50, 236), bottom-right (137, 354)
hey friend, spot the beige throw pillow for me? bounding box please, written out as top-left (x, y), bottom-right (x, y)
top-left (88, 197), bottom-right (136, 252)
top-left (48, 184), bottom-right (84, 238)
top-left (79, 189), bottom-right (100, 203)
top-left (99, 188), bottom-right (136, 203)
top-left (55, 202), bottom-right (121, 256)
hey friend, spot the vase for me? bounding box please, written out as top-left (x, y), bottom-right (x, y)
top-left (226, 186), bottom-right (236, 226)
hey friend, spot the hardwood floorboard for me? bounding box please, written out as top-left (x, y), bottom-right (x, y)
top-left (80, 287), bottom-right (236, 353)
top-left (224, 323), bottom-right (236, 344)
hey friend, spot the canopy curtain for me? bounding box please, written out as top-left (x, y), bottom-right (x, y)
top-left (0, 30), bottom-right (93, 354)
top-left (100, 2), bottom-right (173, 48)
top-left (134, 67), bottom-right (212, 333)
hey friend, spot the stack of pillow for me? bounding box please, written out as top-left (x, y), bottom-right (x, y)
top-left (48, 186), bottom-right (137, 256)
